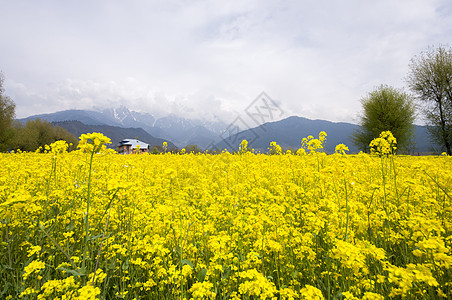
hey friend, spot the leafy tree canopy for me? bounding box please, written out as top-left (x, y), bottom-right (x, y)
top-left (11, 119), bottom-right (78, 152)
top-left (353, 85), bottom-right (416, 153)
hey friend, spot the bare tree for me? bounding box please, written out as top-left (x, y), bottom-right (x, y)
top-left (0, 72), bottom-right (16, 151)
top-left (407, 46), bottom-right (452, 155)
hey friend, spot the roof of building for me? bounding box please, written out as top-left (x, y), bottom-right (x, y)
top-left (119, 139), bottom-right (150, 149)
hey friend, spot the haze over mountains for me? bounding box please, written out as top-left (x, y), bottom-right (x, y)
top-left (19, 107), bottom-right (438, 153)
top-left (20, 106), bottom-right (227, 149)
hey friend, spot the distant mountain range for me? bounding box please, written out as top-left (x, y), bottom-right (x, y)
top-left (19, 107), bottom-right (227, 149)
top-left (19, 108), bottom-right (439, 153)
top-left (212, 116), bottom-right (438, 154)
top-left (53, 121), bottom-right (177, 150)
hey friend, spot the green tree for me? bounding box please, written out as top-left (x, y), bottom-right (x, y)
top-left (150, 145), bottom-right (163, 154)
top-left (12, 119), bottom-right (78, 152)
top-left (184, 144), bottom-right (202, 154)
top-left (406, 45), bottom-right (452, 155)
top-left (352, 85), bottom-right (416, 153)
top-left (0, 72), bottom-right (16, 152)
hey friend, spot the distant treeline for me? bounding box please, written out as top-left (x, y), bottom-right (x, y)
top-left (2, 118), bottom-right (78, 152)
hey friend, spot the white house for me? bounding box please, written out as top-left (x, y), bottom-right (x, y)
top-left (118, 139), bottom-right (150, 154)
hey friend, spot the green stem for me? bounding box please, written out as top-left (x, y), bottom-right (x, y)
top-left (92, 202), bottom-right (112, 285)
top-left (380, 156), bottom-right (391, 249)
top-left (37, 222), bottom-right (77, 270)
top-left (344, 178), bottom-right (349, 241)
top-left (381, 157), bottom-right (388, 218)
top-left (424, 170), bottom-right (452, 201)
top-left (83, 151), bottom-right (95, 272)
top-left (390, 155), bottom-right (399, 207)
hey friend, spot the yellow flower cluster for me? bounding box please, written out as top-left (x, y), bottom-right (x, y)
top-left (268, 141), bottom-right (282, 155)
top-left (238, 268), bottom-right (277, 299)
top-left (369, 130), bottom-right (397, 155)
top-left (189, 281), bottom-right (216, 300)
top-left (78, 132), bottom-right (111, 154)
top-left (239, 139), bottom-right (249, 154)
top-left (300, 284), bottom-right (324, 299)
top-left (301, 131), bottom-right (327, 153)
top-left (335, 143), bottom-right (349, 155)
top-left (23, 259), bottom-right (45, 280)
top-left (1, 131), bottom-right (451, 299)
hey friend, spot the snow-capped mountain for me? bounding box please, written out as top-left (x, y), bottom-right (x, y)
top-left (101, 106), bottom-right (156, 129)
top-left (19, 107), bottom-right (436, 153)
top-left (19, 106), bottom-right (228, 149)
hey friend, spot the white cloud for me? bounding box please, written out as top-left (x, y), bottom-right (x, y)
top-left (1, 0), bottom-right (451, 123)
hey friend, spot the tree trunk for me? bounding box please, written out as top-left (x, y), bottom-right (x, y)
top-left (438, 100), bottom-right (452, 155)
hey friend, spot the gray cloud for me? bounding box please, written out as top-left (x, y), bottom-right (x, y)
top-left (1, 0), bottom-right (451, 124)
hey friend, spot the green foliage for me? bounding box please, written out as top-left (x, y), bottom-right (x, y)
top-left (407, 45), bottom-right (452, 155)
top-left (150, 145), bottom-right (163, 154)
top-left (353, 85), bottom-right (416, 153)
top-left (184, 144), bottom-right (202, 154)
top-left (11, 119), bottom-right (78, 152)
top-left (0, 73), bottom-right (16, 152)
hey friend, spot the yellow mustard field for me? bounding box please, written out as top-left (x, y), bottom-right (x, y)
top-left (1, 134), bottom-right (451, 299)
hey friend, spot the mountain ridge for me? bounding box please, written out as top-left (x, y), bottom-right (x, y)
top-left (19, 107), bottom-right (226, 148)
top-left (52, 121), bottom-right (178, 150)
top-left (20, 109), bottom-right (439, 153)
top-left (213, 115), bottom-right (438, 154)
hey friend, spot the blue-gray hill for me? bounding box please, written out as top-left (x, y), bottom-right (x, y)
top-left (213, 116), bottom-right (437, 154)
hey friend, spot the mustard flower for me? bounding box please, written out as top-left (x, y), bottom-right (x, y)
top-left (296, 147), bottom-right (306, 155)
top-left (335, 143), bottom-right (349, 155)
top-left (300, 285), bottom-right (324, 299)
top-left (238, 269), bottom-right (277, 299)
top-left (74, 284), bottom-right (101, 300)
top-left (50, 140), bottom-right (69, 154)
top-left (269, 141), bottom-right (282, 155)
top-left (369, 131), bottom-right (397, 155)
top-left (239, 139), bottom-right (249, 154)
top-left (189, 281), bottom-right (216, 300)
top-left (78, 132), bottom-right (111, 153)
top-left (23, 259), bottom-right (46, 280)
top-left (27, 245), bottom-right (41, 257)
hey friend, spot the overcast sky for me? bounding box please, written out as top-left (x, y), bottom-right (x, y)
top-left (1, 0), bottom-right (451, 124)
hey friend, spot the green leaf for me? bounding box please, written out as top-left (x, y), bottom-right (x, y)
top-left (174, 245), bottom-right (181, 259)
top-left (122, 258), bottom-right (129, 271)
top-left (57, 267), bottom-right (85, 277)
top-left (181, 259), bottom-right (194, 269)
top-left (2, 264), bottom-right (13, 270)
top-left (197, 268), bottom-right (207, 282)
top-left (88, 233), bottom-right (103, 241)
top-left (0, 282), bottom-right (12, 298)
top-left (66, 220), bottom-right (74, 231)
top-left (222, 266), bottom-right (231, 279)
